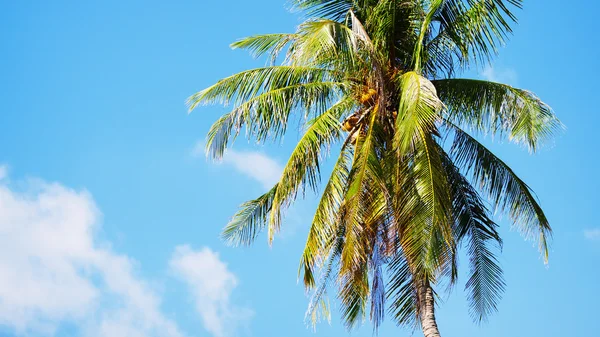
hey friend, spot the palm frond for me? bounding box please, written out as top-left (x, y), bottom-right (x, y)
top-left (188, 66), bottom-right (337, 109)
top-left (221, 185), bottom-right (278, 246)
top-left (204, 111), bottom-right (241, 160)
top-left (349, 9), bottom-right (373, 48)
top-left (387, 253), bottom-right (419, 327)
top-left (338, 109), bottom-right (383, 328)
top-left (231, 33), bottom-right (297, 64)
top-left (430, 0), bottom-right (522, 67)
top-left (305, 220), bottom-right (346, 327)
top-left (393, 71), bottom-right (442, 154)
top-left (411, 132), bottom-right (455, 274)
top-left (393, 71), bottom-right (454, 277)
top-left (434, 78), bottom-right (562, 152)
top-left (192, 66), bottom-right (347, 159)
top-left (339, 261), bottom-right (370, 329)
top-left (366, 0), bottom-right (421, 65)
top-left (369, 226), bottom-right (387, 332)
top-left (442, 152), bottom-right (505, 322)
top-left (413, 0), bottom-right (445, 71)
top-left (300, 142), bottom-right (353, 289)
top-left (289, 18), bottom-right (369, 70)
top-left (450, 125), bottom-right (552, 262)
top-left (341, 109), bottom-right (380, 269)
top-left (289, 0), bottom-right (354, 21)
top-left (268, 99), bottom-right (354, 243)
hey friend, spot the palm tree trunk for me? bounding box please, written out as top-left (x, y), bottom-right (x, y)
top-left (419, 280), bottom-right (441, 337)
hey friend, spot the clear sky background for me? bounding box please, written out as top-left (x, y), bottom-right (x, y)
top-left (0, 1), bottom-right (598, 337)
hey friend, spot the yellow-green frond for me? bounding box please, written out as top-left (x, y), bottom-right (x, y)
top-left (221, 185), bottom-right (278, 246)
top-left (267, 99), bottom-right (354, 243)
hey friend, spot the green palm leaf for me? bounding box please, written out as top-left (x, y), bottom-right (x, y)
top-left (300, 142), bottom-right (353, 289)
top-left (290, 0), bottom-right (354, 20)
top-left (450, 126), bottom-right (552, 261)
top-left (188, 66), bottom-right (337, 109)
top-left (435, 78), bottom-right (562, 152)
top-left (387, 253), bottom-right (419, 327)
top-left (268, 99), bottom-right (354, 243)
top-left (430, 0), bottom-right (521, 66)
top-left (443, 153), bottom-right (505, 322)
top-left (231, 33), bottom-right (297, 63)
top-left (221, 185), bottom-right (278, 246)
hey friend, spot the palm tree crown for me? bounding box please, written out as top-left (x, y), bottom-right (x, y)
top-left (188, 1), bottom-right (561, 335)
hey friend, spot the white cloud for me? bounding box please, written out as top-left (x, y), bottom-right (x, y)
top-left (170, 245), bottom-right (252, 337)
top-left (222, 151), bottom-right (282, 189)
top-left (481, 65), bottom-right (518, 85)
top-left (193, 142), bottom-right (282, 189)
top-left (584, 229), bottom-right (600, 241)
top-left (0, 170), bottom-right (183, 337)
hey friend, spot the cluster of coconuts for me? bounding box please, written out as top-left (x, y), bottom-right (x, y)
top-left (341, 88), bottom-right (396, 145)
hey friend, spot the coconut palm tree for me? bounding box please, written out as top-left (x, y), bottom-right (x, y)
top-left (188, 1), bottom-right (561, 336)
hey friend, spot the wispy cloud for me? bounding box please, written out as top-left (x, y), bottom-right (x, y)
top-left (481, 65), bottom-right (518, 85)
top-left (0, 167), bottom-right (183, 337)
top-left (193, 142), bottom-right (283, 189)
top-left (0, 165), bottom-right (7, 180)
top-left (170, 245), bottom-right (253, 337)
top-left (584, 229), bottom-right (600, 241)
top-left (222, 150), bottom-right (282, 189)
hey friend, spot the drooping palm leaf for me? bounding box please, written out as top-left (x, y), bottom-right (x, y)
top-left (387, 252), bottom-right (419, 327)
top-left (394, 71), bottom-right (442, 154)
top-left (429, 0), bottom-right (521, 67)
top-left (190, 67), bottom-right (348, 158)
top-left (435, 78), bottom-right (562, 152)
top-left (442, 152), bottom-right (505, 322)
top-left (450, 125), bottom-right (552, 261)
top-left (268, 99), bottom-right (354, 242)
top-left (337, 109), bottom-right (382, 328)
top-left (305, 218), bottom-right (346, 327)
top-left (393, 71), bottom-right (455, 278)
top-left (300, 142), bottom-right (353, 289)
top-left (221, 185), bottom-right (278, 246)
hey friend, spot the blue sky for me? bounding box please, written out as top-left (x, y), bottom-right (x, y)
top-left (0, 1), bottom-right (598, 337)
